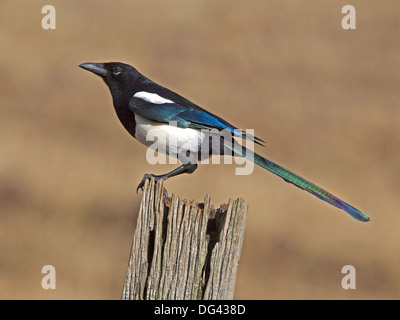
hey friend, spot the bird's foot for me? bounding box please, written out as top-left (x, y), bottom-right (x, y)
top-left (136, 173), bottom-right (155, 193)
top-left (136, 174), bottom-right (168, 200)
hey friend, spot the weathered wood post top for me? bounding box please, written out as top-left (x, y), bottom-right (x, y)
top-left (122, 178), bottom-right (248, 300)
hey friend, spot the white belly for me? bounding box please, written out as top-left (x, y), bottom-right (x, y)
top-left (134, 114), bottom-right (228, 164)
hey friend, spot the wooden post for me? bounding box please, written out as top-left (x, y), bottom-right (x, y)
top-left (121, 178), bottom-right (248, 300)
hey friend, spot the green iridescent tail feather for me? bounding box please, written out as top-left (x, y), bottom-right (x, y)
top-left (229, 145), bottom-right (369, 222)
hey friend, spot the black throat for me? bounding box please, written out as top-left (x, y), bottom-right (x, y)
top-left (108, 83), bottom-right (137, 139)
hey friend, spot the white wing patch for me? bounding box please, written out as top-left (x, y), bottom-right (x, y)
top-left (133, 91), bottom-right (174, 104)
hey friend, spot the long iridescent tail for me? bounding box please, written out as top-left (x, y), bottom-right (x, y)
top-left (230, 145), bottom-right (369, 222)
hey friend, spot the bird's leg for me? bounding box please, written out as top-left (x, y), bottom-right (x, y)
top-left (136, 163), bottom-right (198, 195)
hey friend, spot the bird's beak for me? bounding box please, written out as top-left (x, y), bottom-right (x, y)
top-left (79, 62), bottom-right (108, 77)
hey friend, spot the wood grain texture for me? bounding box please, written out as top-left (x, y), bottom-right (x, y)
top-left (121, 178), bottom-right (248, 300)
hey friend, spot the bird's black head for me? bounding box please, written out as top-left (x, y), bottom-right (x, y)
top-left (79, 62), bottom-right (142, 102)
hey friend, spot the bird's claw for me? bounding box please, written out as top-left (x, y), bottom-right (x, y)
top-left (136, 174), bottom-right (168, 201)
top-left (136, 174), bottom-right (154, 194)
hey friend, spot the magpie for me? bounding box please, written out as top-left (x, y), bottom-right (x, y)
top-left (79, 62), bottom-right (369, 222)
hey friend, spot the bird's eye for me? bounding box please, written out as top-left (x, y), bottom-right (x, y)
top-left (112, 65), bottom-right (122, 76)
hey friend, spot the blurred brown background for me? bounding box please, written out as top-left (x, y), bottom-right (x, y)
top-left (0, 0), bottom-right (399, 299)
